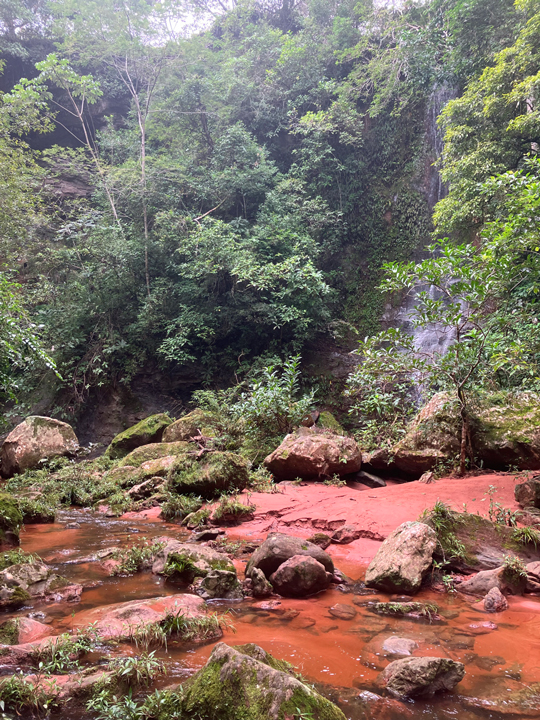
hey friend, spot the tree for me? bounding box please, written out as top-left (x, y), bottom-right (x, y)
top-left (347, 235), bottom-right (538, 475)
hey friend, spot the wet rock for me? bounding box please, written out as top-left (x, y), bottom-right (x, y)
top-left (174, 642), bottom-right (346, 720)
top-left (152, 537), bottom-right (235, 582)
top-left (0, 416), bottom-right (79, 478)
top-left (306, 532), bottom-right (332, 550)
top-left (269, 555), bottom-right (330, 597)
top-left (365, 521), bottom-right (437, 594)
top-left (380, 656), bottom-right (465, 698)
top-left (329, 603), bottom-right (356, 620)
top-left (251, 567), bottom-right (273, 598)
top-left (0, 562), bottom-right (78, 608)
top-left (106, 414), bottom-right (172, 460)
top-left (193, 570), bottom-right (243, 600)
top-left (475, 655), bottom-right (506, 671)
top-left (65, 522), bottom-right (80, 529)
top-left (463, 683), bottom-right (540, 716)
top-left (346, 470), bottom-right (387, 488)
top-left (162, 409), bottom-right (218, 443)
top-left (354, 690), bottom-right (415, 720)
top-left (382, 636), bottom-right (418, 656)
top-left (246, 532), bottom-right (334, 579)
top-left (331, 525), bottom-right (362, 544)
top-left (483, 586), bottom-right (508, 612)
top-left (526, 560), bottom-right (540, 592)
top-left (0, 617), bottom-right (51, 645)
top-left (72, 593), bottom-right (213, 640)
top-left (464, 621), bottom-right (498, 635)
top-left (459, 566), bottom-right (526, 596)
top-left (515, 477), bottom-right (540, 508)
top-left (192, 528), bottom-right (224, 542)
top-left (264, 429), bottom-right (362, 480)
top-left (369, 601), bottom-right (443, 623)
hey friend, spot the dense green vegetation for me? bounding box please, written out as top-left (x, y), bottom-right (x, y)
top-left (0, 0), bottom-right (537, 425)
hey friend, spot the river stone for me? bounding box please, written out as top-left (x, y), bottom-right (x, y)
top-left (483, 587), bottom-right (508, 613)
top-left (515, 478), bottom-right (540, 508)
top-left (380, 656), bottom-right (465, 698)
top-left (382, 636), bottom-right (418, 656)
top-left (526, 560), bottom-right (540, 592)
top-left (459, 566), bottom-right (526, 596)
top-left (175, 642), bottom-right (346, 720)
top-left (263, 428), bottom-right (362, 480)
top-left (162, 409), bottom-right (218, 443)
top-left (329, 603), bottom-right (357, 620)
top-left (193, 570), bottom-right (243, 600)
top-left (306, 533), bottom-right (332, 550)
top-left (463, 682), bottom-right (540, 716)
top-left (0, 416), bottom-right (79, 478)
top-left (118, 441), bottom-right (190, 467)
top-left (251, 567), bottom-right (273, 597)
top-left (246, 532), bottom-right (334, 579)
top-left (332, 525), bottom-right (362, 544)
top-left (106, 414), bottom-right (172, 459)
top-left (269, 555), bottom-right (330, 597)
top-left (346, 470), bottom-right (387, 488)
top-left (365, 521), bottom-right (437, 594)
top-left (152, 538), bottom-right (235, 581)
top-left (0, 562), bottom-right (76, 608)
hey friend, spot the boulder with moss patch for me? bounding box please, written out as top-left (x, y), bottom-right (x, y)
top-left (269, 555), bottom-right (331, 597)
top-left (246, 533), bottom-right (334, 580)
top-left (365, 522), bottom-right (436, 594)
top-left (0, 561), bottom-right (79, 608)
top-left (1, 416), bottom-right (79, 478)
top-left (380, 656), bottom-right (465, 698)
top-left (173, 642), bottom-right (346, 720)
top-left (317, 411), bottom-right (345, 435)
top-left (162, 409), bottom-right (219, 443)
top-left (106, 414), bottom-right (172, 460)
top-left (152, 538), bottom-right (236, 582)
top-left (117, 441), bottom-right (190, 468)
top-left (264, 428), bottom-right (361, 481)
top-left (168, 452), bottom-right (249, 498)
top-left (0, 494), bottom-right (22, 548)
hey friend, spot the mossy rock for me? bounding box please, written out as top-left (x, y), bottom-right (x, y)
top-left (0, 619), bottom-right (19, 644)
top-left (172, 642), bottom-right (346, 720)
top-left (0, 494), bottom-right (23, 548)
top-left (168, 452), bottom-right (249, 498)
top-left (117, 441), bottom-right (190, 467)
top-left (317, 411), bottom-right (344, 435)
top-left (162, 409), bottom-right (219, 443)
top-left (106, 414), bottom-right (172, 460)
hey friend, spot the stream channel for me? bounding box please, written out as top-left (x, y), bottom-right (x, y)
top-left (5, 508), bottom-right (540, 719)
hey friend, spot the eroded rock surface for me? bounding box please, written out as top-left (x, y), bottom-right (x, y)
top-left (380, 656), bottom-right (465, 698)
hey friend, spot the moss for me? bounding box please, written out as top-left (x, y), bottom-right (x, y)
top-left (163, 409), bottom-right (219, 443)
top-left (8, 587), bottom-right (31, 607)
top-left (0, 495), bottom-right (23, 546)
top-left (0, 549), bottom-right (41, 571)
top-left (117, 442), bottom-right (190, 468)
top-left (106, 414), bottom-right (172, 459)
top-left (169, 452), bottom-right (249, 499)
top-left (317, 412), bottom-right (344, 435)
top-left (0, 619), bottom-right (19, 645)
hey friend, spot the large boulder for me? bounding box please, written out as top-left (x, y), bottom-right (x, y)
top-left (264, 428), bottom-right (362, 480)
top-left (0, 494), bottom-right (22, 548)
top-left (379, 657), bottom-right (465, 698)
top-left (174, 642), bottom-right (346, 720)
top-left (458, 565), bottom-right (526, 596)
top-left (515, 477), bottom-right (540, 508)
top-left (269, 555), bottom-right (331, 597)
top-left (193, 570), bottom-right (243, 600)
top-left (168, 452), bottom-right (250, 498)
top-left (0, 416), bottom-right (79, 478)
top-left (117, 441), bottom-right (190, 468)
top-left (106, 414), bottom-right (172, 460)
top-left (246, 533), bottom-right (334, 580)
top-left (394, 391), bottom-right (540, 474)
top-left (152, 538), bottom-right (236, 581)
top-left (162, 409), bottom-right (218, 443)
top-left (365, 521), bottom-right (437, 594)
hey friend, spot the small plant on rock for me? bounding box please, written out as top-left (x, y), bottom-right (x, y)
top-left (512, 525), bottom-right (540, 548)
top-left (502, 554), bottom-right (527, 584)
top-left (160, 493), bottom-right (202, 522)
top-left (109, 651), bottom-right (164, 687)
top-left (111, 538), bottom-right (165, 576)
top-left (212, 495), bottom-right (255, 524)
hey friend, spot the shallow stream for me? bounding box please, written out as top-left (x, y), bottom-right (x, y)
top-left (8, 509), bottom-right (540, 719)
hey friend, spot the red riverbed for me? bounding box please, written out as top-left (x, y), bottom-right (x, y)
top-left (11, 472), bottom-right (540, 720)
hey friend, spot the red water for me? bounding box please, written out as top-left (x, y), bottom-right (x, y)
top-left (7, 477), bottom-right (540, 720)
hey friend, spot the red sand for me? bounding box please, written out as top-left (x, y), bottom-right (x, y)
top-left (229, 473), bottom-right (524, 571)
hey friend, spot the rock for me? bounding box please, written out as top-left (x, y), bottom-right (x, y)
top-left (0, 494), bottom-right (22, 548)
top-left (301, 410), bottom-right (320, 427)
top-left (462, 682), bottom-right (540, 716)
top-left (192, 528), bottom-right (224, 542)
top-left (459, 566), bottom-right (526, 596)
top-left (346, 470), bottom-right (386, 488)
top-left (264, 429), bottom-right (362, 480)
top-left (151, 538), bottom-right (235, 581)
top-left (127, 476), bottom-right (165, 500)
top-left (106, 414), bottom-right (172, 459)
top-left (393, 448), bottom-right (447, 476)
top-left (515, 477), bottom-right (540, 508)
top-left (382, 636), bottom-right (418, 656)
top-left (419, 471), bottom-right (435, 484)
top-left (246, 532), bottom-right (334, 579)
top-left (269, 555), bottom-right (330, 597)
top-left (174, 642), bottom-right (346, 720)
top-left (0, 416), bottom-right (79, 478)
top-left (365, 521), bottom-right (437, 594)
top-left (369, 602), bottom-right (443, 623)
top-left (526, 560), bottom-right (540, 592)
top-left (65, 522), bottom-right (80, 529)
top-left (251, 567), bottom-right (273, 597)
top-left (380, 657), bottom-right (465, 698)
top-left (306, 532), bottom-right (332, 550)
top-left (362, 448), bottom-right (396, 472)
top-left (332, 525), bottom-right (362, 544)
top-left (193, 570), bottom-right (243, 600)
top-left (0, 562), bottom-right (78, 608)
top-left (162, 409), bottom-right (218, 443)
top-left (329, 603), bottom-right (356, 620)
top-left (483, 587), bottom-right (508, 612)
top-left (0, 617), bottom-right (51, 645)
top-left (169, 452), bottom-right (250, 498)
top-left (71, 593), bottom-right (214, 640)
top-left (317, 411), bottom-right (345, 434)
top-left (117, 441), bottom-right (190, 468)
